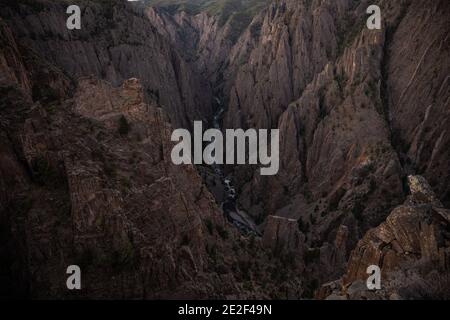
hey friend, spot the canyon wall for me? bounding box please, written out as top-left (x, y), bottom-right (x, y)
top-left (218, 0), bottom-right (448, 256)
top-left (0, 0), bottom-right (449, 299)
top-left (0, 1), bottom-right (305, 299)
top-left (1, 0), bottom-right (213, 129)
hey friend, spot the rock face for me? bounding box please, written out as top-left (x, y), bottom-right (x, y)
top-left (224, 0), bottom-right (352, 128)
top-left (343, 175), bottom-right (449, 285)
top-left (199, 0), bottom-right (449, 288)
top-left (0, 36), bottom-right (223, 297)
top-left (1, 0), bottom-right (212, 129)
top-left (145, 7), bottom-right (233, 86)
top-left (1, 0), bottom-right (449, 300)
top-left (0, 18), bottom-right (30, 93)
top-left (145, 1), bottom-right (269, 88)
top-left (263, 215), bottom-right (304, 254)
top-left (0, 11), bottom-right (305, 299)
top-left (386, 0), bottom-right (450, 204)
top-left (219, 0), bottom-right (406, 257)
top-left (319, 175), bottom-right (450, 300)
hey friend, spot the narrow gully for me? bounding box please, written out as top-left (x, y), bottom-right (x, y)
top-left (209, 96), bottom-right (261, 236)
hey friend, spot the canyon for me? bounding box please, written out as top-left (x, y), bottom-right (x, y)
top-left (0, 0), bottom-right (449, 299)
top-left (171, 121), bottom-right (280, 176)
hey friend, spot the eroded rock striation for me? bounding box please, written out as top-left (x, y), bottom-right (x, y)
top-left (0, 9), bottom-right (304, 298)
top-left (318, 175), bottom-right (450, 299)
top-left (187, 0), bottom-right (449, 287)
top-left (1, 0), bottom-right (449, 299)
top-left (1, 0), bottom-right (213, 129)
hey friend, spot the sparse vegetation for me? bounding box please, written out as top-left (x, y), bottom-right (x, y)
top-left (216, 224), bottom-right (229, 239)
top-left (297, 219), bottom-right (309, 233)
top-left (205, 218), bottom-right (214, 235)
top-left (103, 161), bottom-right (117, 178)
top-left (32, 85), bottom-right (60, 103)
top-left (336, 11), bottom-right (366, 57)
top-left (352, 202), bottom-right (364, 223)
top-left (30, 157), bottom-right (63, 187)
top-left (303, 248), bottom-right (320, 266)
top-left (111, 238), bottom-right (136, 271)
top-left (303, 279), bottom-right (319, 299)
top-left (180, 234), bottom-right (190, 246)
top-left (118, 115), bottom-right (130, 136)
top-left (249, 21), bottom-right (262, 39)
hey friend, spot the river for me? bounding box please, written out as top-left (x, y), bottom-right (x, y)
top-left (211, 97), bottom-right (260, 236)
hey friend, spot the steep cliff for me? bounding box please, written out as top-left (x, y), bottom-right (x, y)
top-left (220, 0), bottom-right (448, 262)
top-left (318, 175), bottom-right (450, 300)
top-left (1, 0), bottom-right (213, 129)
top-left (146, 7), bottom-right (231, 85)
top-left (0, 7), bottom-right (305, 299)
top-left (147, 0), bottom-right (450, 293)
top-left (145, 1), bottom-right (269, 90)
top-left (1, 0), bottom-right (449, 299)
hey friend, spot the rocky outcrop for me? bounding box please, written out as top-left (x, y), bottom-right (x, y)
top-left (1, 0), bottom-right (212, 129)
top-left (0, 60), bottom-right (224, 297)
top-left (319, 175), bottom-right (450, 300)
top-left (263, 215), bottom-right (304, 254)
top-left (0, 15), bottom-right (306, 299)
top-left (343, 176), bottom-right (449, 285)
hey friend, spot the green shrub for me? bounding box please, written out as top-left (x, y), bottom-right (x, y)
top-left (303, 248), bottom-right (320, 265)
top-left (216, 224), bottom-right (229, 239)
top-left (30, 157), bottom-right (62, 187)
top-left (303, 279), bottom-right (320, 299)
top-left (118, 115), bottom-right (130, 136)
top-left (297, 219), bottom-right (309, 233)
top-left (205, 218), bottom-right (214, 235)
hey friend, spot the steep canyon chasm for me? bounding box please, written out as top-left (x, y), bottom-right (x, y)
top-left (0, 0), bottom-right (449, 299)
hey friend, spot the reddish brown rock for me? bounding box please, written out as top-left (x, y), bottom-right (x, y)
top-left (263, 215), bottom-right (304, 254)
top-left (327, 176), bottom-right (450, 299)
